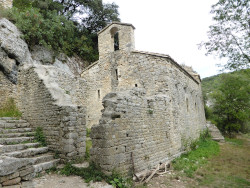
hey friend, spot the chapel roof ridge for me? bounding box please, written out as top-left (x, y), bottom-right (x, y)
top-left (132, 50), bottom-right (200, 84)
top-left (97, 22), bottom-right (136, 35)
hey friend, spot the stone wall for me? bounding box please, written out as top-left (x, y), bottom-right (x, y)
top-left (91, 88), bottom-right (206, 174)
top-left (0, 156), bottom-right (33, 187)
top-left (85, 49), bottom-right (206, 174)
top-left (0, 0), bottom-right (12, 8)
top-left (18, 65), bottom-right (86, 159)
top-left (81, 55), bottom-right (113, 128)
top-left (0, 71), bottom-right (16, 107)
top-left (82, 50), bottom-right (205, 129)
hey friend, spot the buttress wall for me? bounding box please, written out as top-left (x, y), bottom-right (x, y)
top-left (18, 65), bottom-right (86, 160)
top-left (91, 89), bottom-right (202, 174)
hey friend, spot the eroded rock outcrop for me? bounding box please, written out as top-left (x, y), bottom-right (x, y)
top-left (31, 45), bottom-right (87, 76)
top-left (0, 18), bottom-right (32, 83)
top-left (0, 18), bottom-right (86, 85)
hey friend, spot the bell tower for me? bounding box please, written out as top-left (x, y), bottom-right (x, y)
top-left (98, 22), bottom-right (135, 59)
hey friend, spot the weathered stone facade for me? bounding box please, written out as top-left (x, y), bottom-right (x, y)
top-left (82, 51), bottom-right (204, 130)
top-left (91, 88), bottom-right (204, 174)
top-left (0, 17), bottom-right (207, 178)
top-left (0, 0), bottom-right (12, 8)
top-left (82, 22), bottom-right (206, 174)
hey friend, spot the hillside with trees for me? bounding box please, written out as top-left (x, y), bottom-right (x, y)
top-left (202, 69), bottom-right (250, 135)
top-left (0, 0), bottom-right (120, 63)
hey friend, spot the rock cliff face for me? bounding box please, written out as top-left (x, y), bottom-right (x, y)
top-left (0, 18), bottom-right (86, 85)
top-left (0, 18), bottom-right (32, 83)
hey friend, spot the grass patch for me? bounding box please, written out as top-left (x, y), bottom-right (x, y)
top-left (86, 128), bottom-right (91, 137)
top-left (172, 130), bottom-right (219, 177)
top-left (0, 98), bottom-right (22, 118)
top-left (195, 134), bottom-right (250, 188)
top-left (60, 162), bottom-right (132, 187)
top-left (34, 127), bottom-right (47, 146)
top-left (85, 139), bottom-right (92, 161)
top-left (225, 137), bottom-right (243, 146)
top-left (45, 166), bottom-right (57, 174)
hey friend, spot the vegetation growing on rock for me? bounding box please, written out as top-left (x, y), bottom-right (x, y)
top-left (0, 0), bottom-right (120, 63)
top-left (0, 98), bottom-right (22, 117)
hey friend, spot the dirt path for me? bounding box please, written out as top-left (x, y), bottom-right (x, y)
top-left (32, 174), bottom-right (112, 188)
top-left (33, 135), bottom-right (249, 188)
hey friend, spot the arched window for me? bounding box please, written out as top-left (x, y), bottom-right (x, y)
top-left (114, 32), bottom-right (119, 51)
top-left (110, 27), bottom-right (119, 51)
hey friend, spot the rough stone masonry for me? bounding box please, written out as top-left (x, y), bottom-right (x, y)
top-left (82, 22), bottom-right (206, 174)
top-left (0, 8), bottom-right (207, 178)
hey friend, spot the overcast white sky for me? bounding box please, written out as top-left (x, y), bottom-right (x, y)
top-left (103, 0), bottom-right (226, 78)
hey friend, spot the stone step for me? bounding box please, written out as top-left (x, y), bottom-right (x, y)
top-left (33, 159), bottom-right (60, 173)
top-left (0, 122), bottom-right (30, 129)
top-left (0, 117), bottom-right (19, 120)
top-left (0, 143), bottom-right (40, 154)
top-left (30, 153), bottom-right (55, 165)
top-left (3, 147), bottom-right (49, 158)
top-left (5, 119), bottom-right (27, 123)
top-left (212, 137), bottom-right (225, 142)
top-left (0, 122), bottom-right (16, 129)
top-left (0, 132), bottom-right (35, 138)
top-left (0, 137), bottom-right (34, 145)
top-left (0, 128), bottom-right (33, 134)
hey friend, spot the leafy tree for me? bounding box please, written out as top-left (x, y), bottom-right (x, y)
top-left (9, 0), bottom-right (120, 62)
top-left (200, 0), bottom-right (250, 70)
top-left (210, 69), bottom-right (250, 134)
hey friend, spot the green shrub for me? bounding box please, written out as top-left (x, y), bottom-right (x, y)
top-left (60, 162), bottom-right (132, 187)
top-left (34, 127), bottom-right (47, 146)
top-left (5, 6), bottom-right (98, 62)
top-left (86, 128), bottom-right (91, 137)
top-left (0, 98), bottom-right (22, 117)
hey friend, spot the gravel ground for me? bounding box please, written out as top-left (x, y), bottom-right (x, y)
top-left (32, 174), bottom-right (113, 188)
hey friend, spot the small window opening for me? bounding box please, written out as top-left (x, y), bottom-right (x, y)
top-left (114, 32), bottom-right (119, 51)
top-left (115, 69), bottom-right (118, 80)
top-left (111, 114), bottom-right (121, 120)
top-left (135, 84), bottom-right (138, 87)
top-left (124, 146), bottom-right (127, 152)
top-left (126, 133), bottom-right (129, 137)
top-left (186, 98), bottom-right (189, 112)
top-left (98, 90), bottom-right (100, 99)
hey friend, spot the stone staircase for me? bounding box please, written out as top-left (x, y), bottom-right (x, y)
top-left (206, 121), bottom-right (225, 142)
top-left (0, 117), bottom-right (59, 177)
